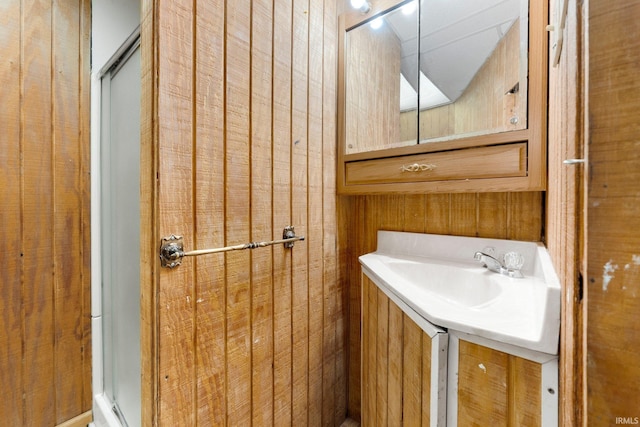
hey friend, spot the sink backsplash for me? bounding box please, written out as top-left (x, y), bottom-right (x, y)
top-left (376, 230), bottom-right (545, 278)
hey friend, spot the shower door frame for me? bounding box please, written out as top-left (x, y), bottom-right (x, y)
top-left (91, 28), bottom-right (142, 427)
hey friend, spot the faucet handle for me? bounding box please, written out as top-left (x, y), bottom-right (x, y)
top-left (503, 251), bottom-right (524, 271)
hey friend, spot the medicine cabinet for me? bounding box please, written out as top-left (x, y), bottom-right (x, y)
top-left (337, 0), bottom-right (548, 194)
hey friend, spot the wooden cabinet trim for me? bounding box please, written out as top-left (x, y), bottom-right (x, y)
top-left (346, 143), bottom-right (527, 186)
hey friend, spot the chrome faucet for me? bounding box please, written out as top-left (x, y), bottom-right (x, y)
top-left (474, 250), bottom-right (524, 278)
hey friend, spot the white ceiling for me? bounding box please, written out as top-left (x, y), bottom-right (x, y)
top-left (385, 0), bottom-right (523, 105)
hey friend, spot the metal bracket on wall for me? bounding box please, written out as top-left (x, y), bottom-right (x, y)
top-left (159, 226), bottom-right (305, 269)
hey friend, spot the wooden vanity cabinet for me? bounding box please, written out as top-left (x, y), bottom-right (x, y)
top-left (361, 274), bottom-right (448, 426)
top-left (448, 332), bottom-right (558, 427)
top-left (361, 273), bottom-right (559, 426)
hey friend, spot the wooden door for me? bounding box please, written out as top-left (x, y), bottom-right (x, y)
top-left (139, 0), bottom-right (345, 425)
top-left (585, 0), bottom-right (640, 422)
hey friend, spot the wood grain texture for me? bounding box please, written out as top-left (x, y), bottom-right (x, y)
top-left (457, 341), bottom-right (509, 426)
top-left (225, 0), bottom-right (253, 424)
top-left (291, 0), bottom-right (311, 424)
top-left (250, 1), bottom-right (275, 425)
top-left (0, 0), bottom-right (24, 424)
top-left (272, 0), bottom-right (294, 423)
top-left (342, 192), bottom-right (543, 419)
top-left (456, 340), bottom-right (542, 427)
top-left (545, 0), bottom-right (584, 425)
top-left (403, 316), bottom-right (423, 427)
top-left (194, 0), bottom-right (226, 424)
top-left (142, 0), bottom-right (346, 424)
top-left (155, 0), bottom-right (196, 424)
top-left (0, 0), bottom-right (92, 424)
top-left (361, 276), bottom-right (438, 425)
top-left (586, 0), bottom-right (640, 424)
top-left (140, 0), bottom-right (158, 423)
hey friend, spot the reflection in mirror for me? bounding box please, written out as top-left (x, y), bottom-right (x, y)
top-left (417, 0), bottom-right (528, 143)
top-left (345, 1), bottom-right (419, 155)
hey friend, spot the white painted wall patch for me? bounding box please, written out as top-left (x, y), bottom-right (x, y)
top-left (603, 260), bottom-right (619, 291)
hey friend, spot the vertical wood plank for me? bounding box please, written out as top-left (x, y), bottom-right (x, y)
top-left (307, 0), bottom-right (325, 423)
top-left (375, 288), bottom-right (389, 426)
top-left (322, 1), bottom-right (342, 424)
top-left (509, 356), bottom-right (541, 426)
top-left (225, 0), bottom-right (252, 423)
top-left (402, 316), bottom-right (422, 427)
top-left (478, 193), bottom-right (508, 239)
top-left (250, 0), bottom-right (275, 424)
top-left (194, 0), bottom-right (226, 424)
top-left (347, 197), bottom-right (364, 420)
top-left (387, 300), bottom-right (403, 426)
top-left (403, 195), bottom-right (427, 233)
top-left (424, 194), bottom-right (451, 235)
top-left (365, 277), bottom-right (378, 425)
top-left (52, 0), bottom-right (85, 420)
top-left (21, 0), bottom-right (55, 423)
top-left (360, 273), bottom-right (370, 427)
top-left (546, 0), bottom-right (583, 423)
top-left (291, 0), bottom-right (310, 423)
top-left (507, 192), bottom-right (543, 241)
top-left (0, 0), bottom-right (24, 423)
top-left (450, 193), bottom-right (478, 237)
top-left (272, 0), bottom-right (294, 423)
top-left (79, 0), bottom-right (92, 413)
top-left (140, 0), bottom-right (157, 423)
top-left (156, 0), bottom-right (195, 423)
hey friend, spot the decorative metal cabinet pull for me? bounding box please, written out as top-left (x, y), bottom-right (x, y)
top-left (400, 163), bottom-right (436, 172)
top-left (159, 226), bottom-right (305, 268)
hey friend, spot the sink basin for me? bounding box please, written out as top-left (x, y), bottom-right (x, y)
top-left (360, 231), bottom-right (561, 355)
top-left (383, 257), bottom-right (502, 307)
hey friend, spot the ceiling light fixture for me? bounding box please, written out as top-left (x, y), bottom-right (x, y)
top-left (350, 0), bottom-right (371, 13)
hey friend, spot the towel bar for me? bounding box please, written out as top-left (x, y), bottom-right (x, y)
top-left (159, 226), bottom-right (304, 268)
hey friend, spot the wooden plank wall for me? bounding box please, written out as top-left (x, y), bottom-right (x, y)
top-left (340, 192), bottom-right (544, 420)
top-left (586, 0), bottom-right (640, 423)
top-left (141, 0), bottom-right (346, 425)
top-left (0, 0), bottom-right (92, 425)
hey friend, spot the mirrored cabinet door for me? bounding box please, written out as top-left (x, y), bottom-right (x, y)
top-left (344, 0), bottom-right (419, 155)
top-left (418, 0), bottom-right (529, 144)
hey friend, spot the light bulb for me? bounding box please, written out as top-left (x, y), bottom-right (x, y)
top-left (402, 1), bottom-right (417, 15)
top-left (350, 0), bottom-right (371, 13)
top-left (370, 17), bottom-right (383, 30)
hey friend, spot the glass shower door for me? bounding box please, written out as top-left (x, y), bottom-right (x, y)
top-left (100, 40), bottom-right (141, 427)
